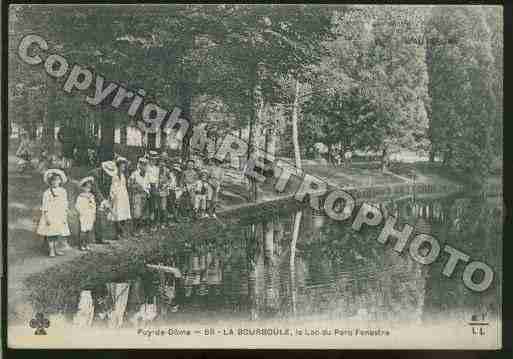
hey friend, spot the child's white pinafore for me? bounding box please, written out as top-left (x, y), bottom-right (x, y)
top-left (75, 192), bottom-right (96, 232)
top-left (37, 187), bottom-right (71, 237)
top-left (110, 174), bottom-right (131, 221)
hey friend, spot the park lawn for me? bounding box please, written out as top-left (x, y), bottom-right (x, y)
top-left (302, 163), bottom-right (403, 188)
top-left (389, 161), bottom-right (483, 187)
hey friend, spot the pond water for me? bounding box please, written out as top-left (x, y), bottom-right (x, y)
top-left (71, 193), bottom-right (502, 328)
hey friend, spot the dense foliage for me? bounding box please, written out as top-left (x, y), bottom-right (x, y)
top-left (9, 5), bottom-right (502, 186)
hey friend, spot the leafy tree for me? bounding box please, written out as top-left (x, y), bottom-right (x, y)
top-left (484, 6), bottom-right (503, 156)
top-left (303, 6), bottom-right (430, 171)
top-left (13, 5), bottom-right (225, 160)
top-left (426, 6), bottom-right (497, 183)
top-left (205, 5), bottom-right (334, 201)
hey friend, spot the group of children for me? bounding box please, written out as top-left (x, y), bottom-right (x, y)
top-left (36, 150), bottom-right (224, 257)
top-left (127, 151), bottom-right (223, 236)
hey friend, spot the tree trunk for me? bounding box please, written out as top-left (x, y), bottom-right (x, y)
top-left (339, 142), bottom-right (346, 168)
top-left (263, 220), bottom-right (274, 311)
top-left (99, 111), bottom-right (115, 162)
top-left (327, 144), bottom-right (333, 166)
top-left (291, 79), bottom-right (302, 171)
top-left (43, 84), bottom-right (56, 150)
top-left (381, 147), bottom-right (388, 172)
top-left (289, 210), bottom-right (302, 315)
top-left (247, 63), bottom-right (262, 203)
top-left (93, 120), bottom-right (99, 140)
top-left (442, 147), bottom-right (452, 167)
top-left (8, 116), bottom-right (13, 138)
top-left (160, 129), bottom-right (167, 151)
top-left (247, 123), bottom-right (257, 202)
top-left (246, 224), bottom-right (259, 320)
top-left (177, 80), bottom-right (193, 162)
top-left (120, 125), bottom-right (128, 146)
top-left (264, 128), bottom-right (269, 160)
top-left (25, 91), bottom-right (38, 140)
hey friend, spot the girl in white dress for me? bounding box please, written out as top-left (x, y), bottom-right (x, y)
top-left (75, 176), bottom-right (96, 251)
top-left (102, 157), bottom-right (131, 240)
top-left (36, 169), bottom-right (70, 257)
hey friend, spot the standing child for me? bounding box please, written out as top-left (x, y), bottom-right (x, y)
top-left (36, 169), bottom-right (71, 257)
top-left (129, 157), bottom-right (150, 236)
top-left (145, 151), bottom-right (160, 231)
top-left (168, 164), bottom-right (182, 222)
top-left (193, 170), bottom-right (212, 218)
top-left (157, 162), bottom-right (177, 228)
top-left (206, 158), bottom-right (223, 218)
top-left (102, 157), bottom-right (131, 240)
top-left (182, 159), bottom-right (199, 218)
top-left (75, 177), bottom-right (96, 251)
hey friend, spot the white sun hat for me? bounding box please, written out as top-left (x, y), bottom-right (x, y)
top-left (43, 168), bottom-right (67, 185)
top-left (79, 176), bottom-right (95, 187)
top-left (148, 150), bottom-right (160, 159)
top-left (101, 161), bottom-right (117, 177)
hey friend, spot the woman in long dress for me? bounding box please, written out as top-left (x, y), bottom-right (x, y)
top-left (102, 157), bottom-right (131, 240)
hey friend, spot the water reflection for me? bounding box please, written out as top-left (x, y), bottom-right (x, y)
top-left (76, 194), bottom-right (502, 328)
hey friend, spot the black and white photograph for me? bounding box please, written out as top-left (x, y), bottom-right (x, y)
top-left (5, 4), bottom-right (503, 349)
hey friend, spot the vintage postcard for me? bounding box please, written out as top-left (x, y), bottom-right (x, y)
top-left (6, 3), bottom-right (502, 349)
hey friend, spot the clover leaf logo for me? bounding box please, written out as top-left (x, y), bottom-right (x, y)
top-left (29, 312), bottom-right (50, 335)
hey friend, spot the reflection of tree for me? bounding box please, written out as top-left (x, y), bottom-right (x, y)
top-left (289, 210), bottom-right (302, 315)
top-left (263, 219), bottom-right (276, 312)
top-left (422, 194), bottom-right (501, 323)
top-left (93, 194), bottom-right (499, 325)
top-left (246, 224), bottom-right (261, 320)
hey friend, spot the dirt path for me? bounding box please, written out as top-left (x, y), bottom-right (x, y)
top-left (7, 154), bottom-right (89, 321)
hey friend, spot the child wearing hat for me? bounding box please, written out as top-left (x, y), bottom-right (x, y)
top-left (102, 156), bottom-right (131, 240)
top-left (193, 170), bottom-right (212, 218)
top-left (75, 177), bottom-right (96, 251)
top-left (36, 169), bottom-right (71, 257)
top-left (129, 157), bottom-right (150, 236)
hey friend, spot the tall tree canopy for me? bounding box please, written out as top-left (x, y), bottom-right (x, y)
top-left (303, 6), bottom-right (430, 170)
top-left (426, 5), bottom-right (498, 182)
top-left (9, 4), bottom-right (502, 188)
